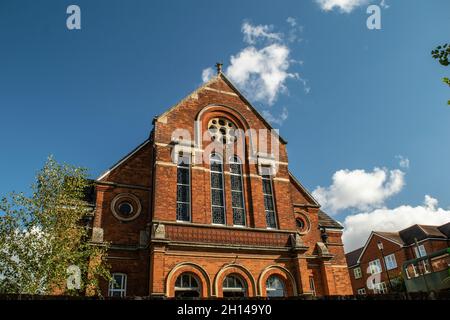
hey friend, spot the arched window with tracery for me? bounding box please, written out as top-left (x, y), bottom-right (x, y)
top-left (210, 153), bottom-right (226, 225)
top-left (262, 174), bottom-right (277, 229)
top-left (208, 117), bottom-right (238, 144)
top-left (176, 153), bottom-right (191, 222)
top-left (229, 156), bottom-right (246, 226)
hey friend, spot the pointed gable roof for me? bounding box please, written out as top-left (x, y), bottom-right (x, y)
top-left (399, 224), bottom-right (447, 244)
top-left (289, 171), bottom-right (320, 207)
top-left (318, 210), bottom-right (343, 230)
top-left (155, 72), bottom-right (288, 144)
top-left (345, 247), bottom-right (364, 267)
top-left (438, 222), bottom-right (450, 237)
top-left (355, 231), bottom-right (404, 265)
top-left (97, 139), bottom-right (150, 181)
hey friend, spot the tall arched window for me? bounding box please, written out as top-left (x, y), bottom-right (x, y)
top-left (229, 156), bottom-right (246, 226)
top-left (174, 273), bottom-right (201, 298)
top-left (176, 153), bottom-right (191, 222)
top-left (210, 153), bottom-right (226, 225)
top-left (223, 274), bottom-right (247, 297)
top-left (266, 275), bottom-right (285, 297)
top-left (262, 174), bottom-right (277, 229)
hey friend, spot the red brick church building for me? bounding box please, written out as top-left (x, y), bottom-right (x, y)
top-left (91, 66), bottom-right (353, 298)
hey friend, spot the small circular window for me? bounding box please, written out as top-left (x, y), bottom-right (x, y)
top-left (296, 218), bottom-right (305, 229)
top-left (207, 117), bottom-right (238, 144)
top-left (295, 213), bottom-right (310, 234)
top-left (118, 202), bottom-right (133, 216)
top-left (111, 193), bottom-right (142, 221)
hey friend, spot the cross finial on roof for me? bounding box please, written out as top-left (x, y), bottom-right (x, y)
top-left (215, 62), bottom-right (223, 75)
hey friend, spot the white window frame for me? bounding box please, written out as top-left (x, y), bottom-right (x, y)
top-left (353, 267), bottom-right (362, 279)
top-left (210, 153), bottom-right (226, 225)
top-left (357, 288), bottom-right (366, 295)
top-left (406, 264), bottom-right (419, 278)
top-left (109, 273), bottom-right (127, 297)
top-left (223, 275), bottom-right (247, 295)
top-left (176, 153), bottom-right (191, 222)
top-left (174, 273), bottom-right (201, 297)
top-left (384, 254), bottom-right (397, 271)
top-left (368, 259), bottom-right (382, 274)
top-left (373, 281), bottom-right (388, 294)
top-left (414, 245), bottom-right (427, 258)
top-left (422, 260), bottom-right (431, 274)
top-left (266, 275), bottom-right (286, 297)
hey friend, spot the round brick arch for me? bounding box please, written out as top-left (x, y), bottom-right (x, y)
top-left (258, 265), bottom-right (297, 297)
top-left (166, 262), bottom-right (211, 298)
top-left (214, 264), bottom-right (257, 297)
top-left (195, 104), bottom-right (253, 150)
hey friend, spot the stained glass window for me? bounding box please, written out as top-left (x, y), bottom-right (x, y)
top-left (176, 154), bottom-right (190, 221)
top-left (210, 153), bottom-right (225, 224)
top-left (262, 175), bottom-right (277, 228)
top-left (230, 156), bottom-right (246, 226)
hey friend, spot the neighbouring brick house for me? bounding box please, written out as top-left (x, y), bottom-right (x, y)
top-left (346, 223), bottom-right (450, 295)
top-left (90, 66), bottom-right (353, 298)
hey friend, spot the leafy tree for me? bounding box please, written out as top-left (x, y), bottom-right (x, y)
top-left (431, 43), bottom-right (450, 105)
top-left (0, 156), bottom-right (110, 295)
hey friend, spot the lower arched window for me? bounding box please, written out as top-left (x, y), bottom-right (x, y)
top-left (266, 275), bottom-right (285, 297)
top-left (174, 273), bottom-right (201, 298)
top-left (222, 274), bottom-right (247, 297)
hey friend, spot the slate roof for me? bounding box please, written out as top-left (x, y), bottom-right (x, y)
top-left (318, 210), bottom-right (343, 230)
top-left (346, 222), bottom-right (450, 266)
top-left (345, 247), bottom-right (364, 267)
top-left (375, 231), bottom-right (405, 245)
top-left (438, 222), bottom-right (450, 237)
top-left (399, 224), bottom-right (447, 245)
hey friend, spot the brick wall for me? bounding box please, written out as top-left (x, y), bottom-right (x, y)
top-left (93, 74), bottom-right (352, 297)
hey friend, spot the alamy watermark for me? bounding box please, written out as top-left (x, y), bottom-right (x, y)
top-left (367, 5), bottom-right (382, 30)
top-left (66, 5), bottom-right (81, 30)
top-left (66, 265), bottom-right (81, 290)
top-left (170, 124), bottom-right (281, 175)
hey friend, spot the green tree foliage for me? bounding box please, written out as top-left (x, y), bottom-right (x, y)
top-left (431, 43), bottom-right (450, 105)
top-left (0, 156), bottom-right (110, 295)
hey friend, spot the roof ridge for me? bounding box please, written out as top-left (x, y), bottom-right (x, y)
top-left (288, 171), bottom-right (320, 207)
top-left (155, 71), bottom-right (288, 144)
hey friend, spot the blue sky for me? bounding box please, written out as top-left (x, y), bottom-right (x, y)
top-left (0, 0), bottom-right (449, 250)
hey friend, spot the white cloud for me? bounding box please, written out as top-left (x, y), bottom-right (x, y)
top-left (380, 0), bottom-right (389, 9)
top-left (262, 107), bottom-right (289, 125)
top-left (396, 155), bottom-right (410, 169)
top-left (242, 22), bottom-right (282, 45)
top-left (200, 21), bottom-right (306, 110)
top-left (312, 167), bottom-right (405, 213)
top-left (286, 17), bottom-right (304, 43)
top-left (202, 67), bottom-right (215, 83)
top-left (226, 44), bottom-right (298, 105)
top-left (342, 195), bottom-right (450, 252)
top-left (315, 0), bottom-right (370, 13)
top-left (286, 17), bottom-right (297, 27)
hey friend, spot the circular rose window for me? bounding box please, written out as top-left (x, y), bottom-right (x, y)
top-left (111, 193), bottom-right (142, 222)
top-left (295, 213), bottom-right (311, 234)
top-left (207, 117), bottom-right (239, 144)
